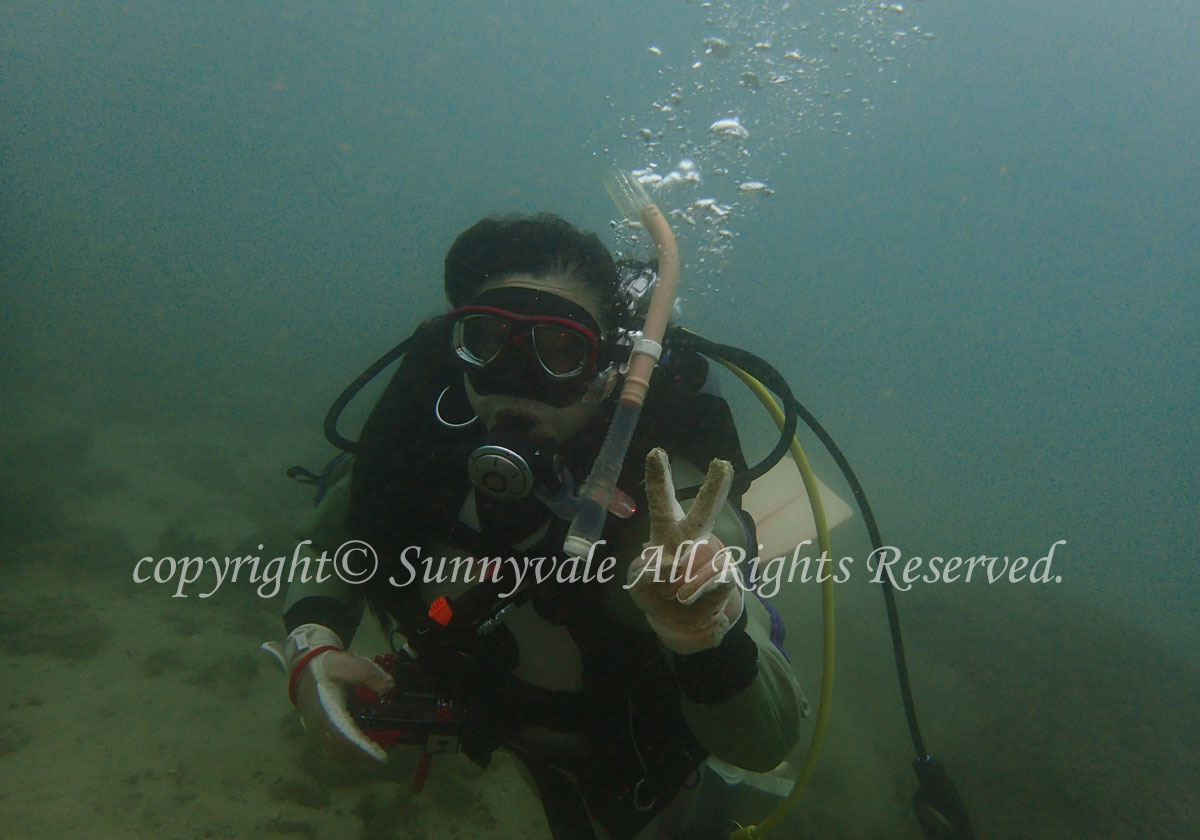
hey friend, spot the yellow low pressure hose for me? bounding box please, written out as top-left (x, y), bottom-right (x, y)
top-left (716, 359), bottom-right (836, 840)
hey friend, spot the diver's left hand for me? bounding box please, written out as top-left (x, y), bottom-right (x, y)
top-left (626, 447), bottom-right (745, 655)
top-left (261, 624), bottom-right (393, 763)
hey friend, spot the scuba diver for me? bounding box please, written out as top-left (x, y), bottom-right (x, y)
top-left (265, 212), bottom-right (808, 840)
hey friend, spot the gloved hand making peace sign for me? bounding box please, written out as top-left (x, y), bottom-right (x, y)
top-left (626, 447), bottom-right (746, 655)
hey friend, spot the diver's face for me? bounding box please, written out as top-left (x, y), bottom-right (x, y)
top-left (465, 373), bottom-right (613, 443)
top-left (463, 273), bottom-right (615, 443)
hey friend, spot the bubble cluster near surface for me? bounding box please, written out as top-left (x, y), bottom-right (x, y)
top-left (599, 1), bottom-right (933, 295)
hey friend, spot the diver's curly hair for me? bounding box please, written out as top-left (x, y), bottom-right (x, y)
top-left (443, 213), bottom-right (625, 330)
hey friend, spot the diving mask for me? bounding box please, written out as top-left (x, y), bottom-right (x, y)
top-left (449, 287), bottom-right (609, 407)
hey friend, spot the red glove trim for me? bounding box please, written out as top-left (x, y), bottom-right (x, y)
top-left (288, 645), bottom-right (342, 706)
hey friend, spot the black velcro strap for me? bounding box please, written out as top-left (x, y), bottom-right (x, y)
top-left (673, 607), bottom-right (758, 705)
top-left (283, 595), bottom-right (361, 646)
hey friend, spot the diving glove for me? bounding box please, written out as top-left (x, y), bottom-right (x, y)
top-left (627, 448), bottom-right (745, 655)
top-left (262, 623), bottom-right (393, 762)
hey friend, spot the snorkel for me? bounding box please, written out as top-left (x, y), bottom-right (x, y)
top-left (563, 169), bottom-right (680, 557)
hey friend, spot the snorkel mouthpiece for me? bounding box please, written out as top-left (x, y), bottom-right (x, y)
top-left (563, 169), bottom-right (680, 556)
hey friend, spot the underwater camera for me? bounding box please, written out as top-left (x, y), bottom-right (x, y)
top-left (348, 654), bottom-right (468, 757)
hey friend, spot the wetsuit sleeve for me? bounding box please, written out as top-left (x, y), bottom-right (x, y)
top-left (677, 595), bottom-right (805, 772)
top-left (280, 473), bottom-right (366, 645)
top-left (660, 458), bottom-right (806, 772)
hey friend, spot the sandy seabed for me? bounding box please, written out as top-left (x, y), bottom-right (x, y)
top-left (2, 395), bottom-right (1196, 840)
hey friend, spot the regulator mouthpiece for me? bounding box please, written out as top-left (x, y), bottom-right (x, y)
top-left (467, 417), bottom-right (562, 501)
